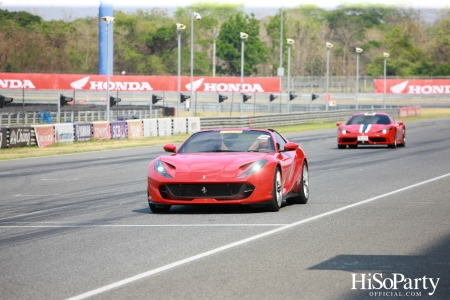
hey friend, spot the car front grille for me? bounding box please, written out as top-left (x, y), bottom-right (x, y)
top-left (341, 138), bottom-right (357, 143)
top-left (370, 137), bottom-right (387, 143)
top-left (159, 183), bottom-right (255, 200)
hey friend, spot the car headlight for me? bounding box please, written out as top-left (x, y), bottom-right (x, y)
top-left (154, 160), bottom-right (173, 178)
top-left (237, 160), bottom-right (268, 178)
top-left (380, 125), bottom-right (391, 134)
top-left (341, 129), bottom-right (347, 134)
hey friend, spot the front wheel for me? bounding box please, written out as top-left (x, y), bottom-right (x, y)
top-left (149, 203), bottom-right (171, 213)
top-left (266, 168), bottom-right (283, 212)
top-left (286, 161), bottom-right (309, 205)
top-left (398, 129), bottom-right (406, 147)
top-left (338, 144), bottom-right (346, 149)
top-left (148, 189), bottom-right (171, 213)
top-left (388, 131), bottom-right (397, 149)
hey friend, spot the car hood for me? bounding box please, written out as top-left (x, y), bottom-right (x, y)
top-left (342, 124), bottom-right (390, 133)
top-left (159, 152), bottom-right (269, 181)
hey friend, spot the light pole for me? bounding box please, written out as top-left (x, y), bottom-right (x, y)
top-left (240, 32), bottom-right (248, 117)
top-left (101, 16), bottom-right (115, 122)
top-left (355, 47), bottom-right (363, 110)
top-left (212, 28), bottom-right (217, 77)
top-left (325, 42), bottom-right (333, 111)
top-left (189, 11), bottom-right (201, 117)
top-left (286, 38), bottom-right (294, 113)
top-left (176, 23), bottom-right (186, 118)
top-left (277, 9), bottom-right (284, 114)
top-left (383, 52), bottom-right (389, 109)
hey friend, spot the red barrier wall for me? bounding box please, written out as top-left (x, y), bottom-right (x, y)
top-left (374, 79), bottom-right (450, 94)
top-left (0, 73), bottom-right (281, 93)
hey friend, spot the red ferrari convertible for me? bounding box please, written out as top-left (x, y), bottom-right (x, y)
top-left (336, 112), bottom-right (406, 149)
top-left (147, 128), bottom-right (309, 213)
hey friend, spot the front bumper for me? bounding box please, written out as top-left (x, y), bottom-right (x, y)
top-left (148, 176), bottom-right (274, 206)
top-left (338, 133), bottom-right (394, 145)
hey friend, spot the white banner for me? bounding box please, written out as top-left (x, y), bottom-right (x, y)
top-left (188, 117), bottom-right (201, 133)
top-left (143, 119), bottom-right (158, 137)
top-left (54, 123), bottom-right (74, 143)
top-left (157, 118), bottom-right (172, 136)
top-left (173, 118), bottom-right (187, 135)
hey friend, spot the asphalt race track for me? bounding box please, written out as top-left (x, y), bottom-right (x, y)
top-left (1, 118), bottom-right (449, 300)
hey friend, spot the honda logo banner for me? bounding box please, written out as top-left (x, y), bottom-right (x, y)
top-left (8, 127), bottom-right (32, 148)
top-left (92, 122), bottom-right (110, 140)
top-left (34, 125), bottom-right (55, 148)
top-left (0, 73), bottom-right (56, 89)
top-left (374, 79), bottom-right (450, 94)
top-left (0, 127), bottom-right (7, 149)
top-left (0, 73), bottom-right (281, 93)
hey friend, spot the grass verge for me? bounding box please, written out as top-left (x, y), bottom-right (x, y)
top-left (1, 108), bottom-right (449, 161)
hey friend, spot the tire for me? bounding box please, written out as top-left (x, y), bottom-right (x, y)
top-left (148, 189), bottom-right (171, 213)
top-left (388, 131), bottom-right (397, 148)
top-left (149, 203), bottom-right (171, 213)
top-left (286, 161), bottom-right (309, 205)
top-left (338, 144), bottom-right (346, 149)
top-left (266, 167), bottom-right (283, 212)
top-left (398, 129), bottom-right (406, 147)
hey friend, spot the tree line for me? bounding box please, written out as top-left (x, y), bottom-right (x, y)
top-left (1, 3), bottom-right (449, 77)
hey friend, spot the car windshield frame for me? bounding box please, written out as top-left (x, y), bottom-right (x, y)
top-left (178, 130), bottom-right (276, 153)
top-left (346, 114), bottom-right (391, 125)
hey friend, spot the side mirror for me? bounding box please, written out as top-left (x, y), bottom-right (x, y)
top-left (163, 143), bottom-right (176, 153)
top-left (336, 122), bottom-right (342, 126)
top-left (397, 121), bottom-right (404, 126)
top-left (284, 142), bottom-right (299, 151)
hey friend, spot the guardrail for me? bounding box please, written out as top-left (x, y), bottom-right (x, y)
top-left (199, 109), bottom-right (399, 129)
top-left (1, 107), bottom-right (399, 128)
top-left (0, 109), bottom-right (161, 126)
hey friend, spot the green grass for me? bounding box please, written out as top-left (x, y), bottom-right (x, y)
top-left (1, 108), bottom-right (449, 161)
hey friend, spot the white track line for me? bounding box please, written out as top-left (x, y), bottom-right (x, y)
top-left (1, 224), bottom-right (286, 228)
top-left (66, 172), bottom-right (450, 300)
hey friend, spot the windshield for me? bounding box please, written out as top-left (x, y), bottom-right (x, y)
top-left (178, 130), bottom-right (275, 153)
top-left (346, 114), bottom-right (391, 125)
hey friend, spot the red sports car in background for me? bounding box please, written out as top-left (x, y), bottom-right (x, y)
top-left (336, 112), bottom-right (406, 149)
top-left (147, 128), bottom-right (309, 213)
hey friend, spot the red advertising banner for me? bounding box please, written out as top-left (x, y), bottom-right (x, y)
top-left (34, 125), bottom-right (55, 148)
top-left (0, 73), bottom-right (57, 89)
top-left (399, 106), bottom-right (421, 118)
top-left (374, 79), bottom-right (450, 94)
top-left (0, 73), bottom-right (281, 93)
top-left (92, 122), bottom-right (110, 140)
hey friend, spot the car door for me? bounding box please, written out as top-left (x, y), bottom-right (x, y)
top-left (272, 131), bottom-right (296, 193)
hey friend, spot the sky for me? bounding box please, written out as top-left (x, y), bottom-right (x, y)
top-left (2, 0), bottom-right (449, 20)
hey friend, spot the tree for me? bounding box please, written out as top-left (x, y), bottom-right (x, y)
top-left (325, 4), bottom-right (392, 76)
top-left (382, 26), bottom-right (434, 76)
top-left (216, 13), bottom-right (268, 75)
